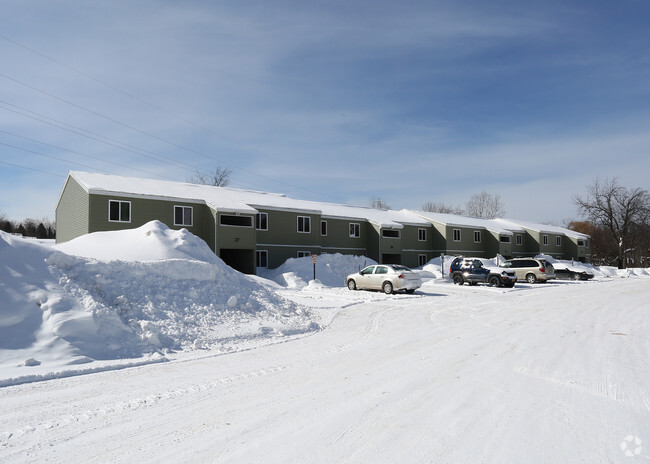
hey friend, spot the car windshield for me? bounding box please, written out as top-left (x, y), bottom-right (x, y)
top-left (391, 265), bottom-right (412, 272)
top-left (501, 261), bottom-right (512, 268)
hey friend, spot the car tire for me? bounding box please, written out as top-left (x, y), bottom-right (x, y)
top-left (453, 274), bottom-right (464, 285)
top-left (382, 282), bottom-right (393, 294)
top-left (347, 279), bottom-right (357, 291)
top-left (526, 273), bottom-right (537, 284)
top-left (488, 276), bottom-right (501, 287)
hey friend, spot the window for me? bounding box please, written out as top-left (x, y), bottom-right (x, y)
top-left (418, 254), bottom-right (427, 266)
top-left (500, 235), bottom-right (511, 243)
top-left (375, 266), bottom-right (389, 274)
top-left (321, 220), bottom-right (327, 236)
top-left (256, 250), bottom-right (268, 268)
top-left (382, 229), bottom-right (400, 238)
top-left (349, 223), bottom-right (360, 238)
top-left (174, 206), bottom-right (193, 226)
top-left (474, 230), bottom-right (481, 243)
top-left (578, 239), bottom-right (585, 247)
top-left (256, 213), bottom-right (268, 230)
top-left (453, 229), bottom-right (461, 242)
top-left (297, 251), bottom-right (311, 258)
top-left (418, 228), bottom-right (427, 241)
top-left (109, 200), bottom-right (131, 223)
top-left (297, 216), bottom-right (311, 233)
top-left (516, 234), bottom-right (523, 246)
top-left (556, 236), bottom-right (562, 247)
top-left (543, 235), bottom-right (549, 246)
top-left (220, 215), bottom-right (253, 227)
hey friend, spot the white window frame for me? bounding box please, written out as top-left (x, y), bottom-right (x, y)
top-left (174, 205), bottom-right (193, 227)
top-left (418, 254), bottom-right (427, 266)
top-left (349, 222), bottom-right (360, 238)
top-left (297, 251), bottom-right (311, 258)
top-left (321, 220), bottom-right (327, 236)
top-left (474, 230), bottom-right (481, 243)
top-left (108, 200), bottom-right (131, 223)
top-left (516, 234), bottom-right (523, 246)
top-left (256, 250), bottom-right (268, 268)
top-left (297, 216), bottom-right (311, 233)
top-left (453, 229), bottom-right (461, 242)
top-left (418, 228), bottom-right (427, 242)
top-left (256, 212), bottom-right (268, 231)
top-left (543, 235), bottom-right (549, 246)
top-left (556, 236), bottom-right (562, 247)
top-left (500, 235), bottom-right (511, 243)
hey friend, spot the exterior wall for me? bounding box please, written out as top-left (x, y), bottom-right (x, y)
top-left (400, 225), bottom-right (432, 267)
top-left (255, 209), bottom-right (322, 269)
top-left (319, 217), bottom-right (368, 257)
top-left (511, 232), bottom-right (529, 257)
top-left (87, 194), bottom-right (210, 239)
top-left (55, 176), bottom-right (89, 243)
top-left (445, 225), bottom-right (488, 257)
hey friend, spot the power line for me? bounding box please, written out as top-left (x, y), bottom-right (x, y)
top-left (0, 159), bottom-right (63, 177)
top-left (0, 34), bottom-right (336, 199)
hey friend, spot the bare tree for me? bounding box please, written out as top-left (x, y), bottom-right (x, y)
top-left (465, 192), bottom-right (506, 219)
top-left (421, 201), bottom-right (465, 215)
top-left (188, 167), bottom-right (232, 187)
top-left (573, 177), bottom-right (649, 268)
top-left (369, 196), bottom-right (391, 210)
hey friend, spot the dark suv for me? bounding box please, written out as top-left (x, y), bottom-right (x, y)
top-left (449, 257), bottom-right (517, 288)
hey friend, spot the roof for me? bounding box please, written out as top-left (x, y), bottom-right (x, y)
top-left (65, 171), bottom-right (430, 229)
top-left (493, 218), bottom-right (590, 240)
top-left (411, 211), bottom-right (524, 236)
top-left (62, 172), bottom-right (589, 239)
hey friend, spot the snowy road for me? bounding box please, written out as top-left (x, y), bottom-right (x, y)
top-left (2, 278), bottom-right (649, 463)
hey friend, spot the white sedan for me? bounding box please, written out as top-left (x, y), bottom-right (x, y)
top-left (346, 264), bottom-right (422, 294)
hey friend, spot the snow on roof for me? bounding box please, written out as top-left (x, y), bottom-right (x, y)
top-left (493, 218), bottom-right (590, 239)
top-left (66, 172), bottom-right (428, 229)
top-left (412, 211), bottom-right (522, 235)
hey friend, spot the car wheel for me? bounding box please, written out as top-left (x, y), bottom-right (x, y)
top-left (382, 282), bottom-right (393, 294)
top-left (526, 273), bottom-right (537, 284)
top-left (573, 273), bottom-right (581, 281)
top-left (488, 276), bottom-right (501, 287)
top-left (453, 274), bottom-right (464, 285)
top-left (347, 279), bottom-right (357, 291)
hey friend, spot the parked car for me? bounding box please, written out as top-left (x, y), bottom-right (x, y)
top-left (499, 258), bottom-right (556, 283)
top-left (554, 268), bottom-right (595, 281)
top-left (449, 257), bottom-right (517, 288)
top-left (346, 264), bottom-right (422, 294)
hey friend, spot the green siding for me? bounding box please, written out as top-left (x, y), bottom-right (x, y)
top-left (56, 176), bottom-right (90, 243)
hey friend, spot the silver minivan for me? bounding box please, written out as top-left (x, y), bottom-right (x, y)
top-left (500, 258), bottom-right (556, 283)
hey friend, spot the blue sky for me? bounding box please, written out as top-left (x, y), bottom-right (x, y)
top-left (1, 0), bottom-right (649, 224)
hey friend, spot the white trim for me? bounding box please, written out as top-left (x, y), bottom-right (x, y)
top-left (108, 199), bottom-right (131, 223)
top-left (174, 205), bottom-right (193, 227)
top-left (297, 216), bottom-right (311, 233)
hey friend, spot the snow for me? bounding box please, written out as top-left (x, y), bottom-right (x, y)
top-left (1, 224), bottom-right (649, 463)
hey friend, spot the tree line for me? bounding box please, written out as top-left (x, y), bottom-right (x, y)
top-left (0, 212), bottom-right (56, 239)
top-left (573, 178), bottom-right (649, 269)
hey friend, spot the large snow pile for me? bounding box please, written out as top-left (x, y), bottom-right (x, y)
top-left (258, 253), bottom-right (377, 288)
top-left (0, 222), bottom-right (317, 384)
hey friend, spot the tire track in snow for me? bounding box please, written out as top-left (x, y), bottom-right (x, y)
top-left (0, 364), bottom-right (288, 446)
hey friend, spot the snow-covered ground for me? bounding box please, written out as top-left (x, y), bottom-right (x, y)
top-left (1, 223), bottom-right (649, 463)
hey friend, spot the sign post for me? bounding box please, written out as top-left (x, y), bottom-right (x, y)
top-left (312, 254), bottom-right (317, 281)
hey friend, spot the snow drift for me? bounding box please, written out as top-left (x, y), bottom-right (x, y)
top-left (0, 222), bottom-right (318, 383)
